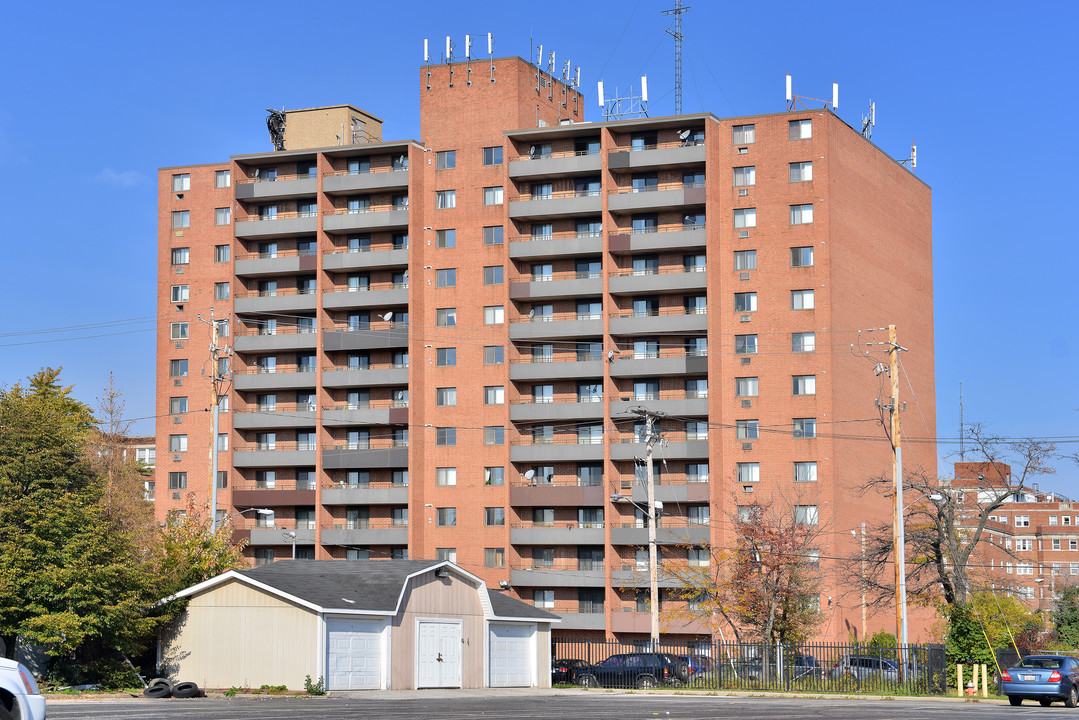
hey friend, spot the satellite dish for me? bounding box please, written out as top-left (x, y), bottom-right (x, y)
top-left (607, 349), bottom-right (615, 361)
top-left (524, 469), bottom-right (535, 480)
top-left (678, 129), bottom-right (691, 141)
top-left (528, 308), bottom-right (535, 319)
top-left (529, 145), bottom-right (537, 158)
top-left (383, 312), bottom-right (394, 322)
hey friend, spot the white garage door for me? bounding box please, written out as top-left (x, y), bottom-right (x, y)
top-left (326, 617), bottom-right (384, 690)
top-left (488, 623), bottom-right (534, 687)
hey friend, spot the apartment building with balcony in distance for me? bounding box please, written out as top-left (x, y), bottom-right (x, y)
top-left (156, 54), bottom-right (936, 643)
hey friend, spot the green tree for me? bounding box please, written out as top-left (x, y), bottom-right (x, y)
top-left (155, 498), bottom-right (248, 601)
top-left (1053, 585), bottom-right (1079, 649)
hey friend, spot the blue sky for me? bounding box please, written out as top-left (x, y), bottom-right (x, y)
top-left (0, 1), bottom-right (1074, 491)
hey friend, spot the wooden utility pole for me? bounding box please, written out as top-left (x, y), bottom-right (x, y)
top-left (888, 324), bottom-right (908, 671)
top-left (199, 309), bottom-right (225, 533)
top-left (631, 407), bottom-right (661, 649)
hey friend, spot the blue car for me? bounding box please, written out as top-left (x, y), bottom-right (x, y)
top-left (1001, 655), bottom-right (1079, 707)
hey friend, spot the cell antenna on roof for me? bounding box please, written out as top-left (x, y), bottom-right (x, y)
top-left (424, 38), bottom-right (430, 63)
top-left (898, 139), bottom-right (917, 169)
top-left (598, 77), bottom-right (649, 121)
top-left (785, 72), bottom-right (838, 113)
top-left (861, 99), bottom-right (876, 139)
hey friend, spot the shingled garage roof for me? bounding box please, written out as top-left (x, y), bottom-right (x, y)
top-left (197, 559), bottom-right (557, 620)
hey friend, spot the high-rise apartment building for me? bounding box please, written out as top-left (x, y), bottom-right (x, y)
top-left (157, 55), bottom-right (935, 641)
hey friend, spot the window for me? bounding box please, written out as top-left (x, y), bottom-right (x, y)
top-left (170, 285), bottom-right (189, 303)
top-left (483, 266), bottom-right (503, 285)
top-left (577, 300), bottom-right (601, 320)
top-left (734, 293), bottom-right (757, 312)
top-left (1050, 516), bottom-right (1059, 525)
top-left (733, 208), bottom-right (756, 228)
top-left (483, 146), bottom-right (503, 165)
top-left (483, 186), bottom-right (503, 205)
top-left (483, 226), bottom-right (503, 245)
top-left (1053, 539), bottom-right (1062, 550)
top-left (790, 161), bottom-right (813, 182)
top-left (436, 467), bottom-right (457, 486)
top-left (435, 387), bottom-right (457, 406)
top-left (689, 506), bottom-right (710, 525)
top-left (168, 471), bottom-right (187, 490)
top-left (391, 548), bottom-right (409, 560)
top-left (171, 247), bottom-right (190, 265)
top-left (436, 508), bottom-right (457, 527)
top-left (578, 424), bottom-right (603, 444)
top-left (683, 254), bottom-right (706, 273)
top-left (579, 508), bottom-right (604, 528)
top-left (172, 173), bottom-right (190, 191)
top-left (732, 124), bottom-right (755, 145)
top-left (789, 119), bottom-right (812, 140)
top-left (794, 461), bottom-right (818, 483)
top-left (734, 334), bottom-right (757, 354)
top-left (347, 158), bottom-right (370, 175)
top-left (435, 229), bottom-right (455, 248)
top-left (686, 378), bottom-right (708, 399)
top-left (578, 382), bottom-right (603, 403)
top-left (436, 268), bottom-right (456, 287)
top-left (436, 427), bottom-right (456, 446)
top-left (687, 463), bottom-right (709, 483)
top-left (484, 426), bottom-right (505, 445)
top-left (485, 548), bottom-right (505, 568)
top-left (735, 377), bottom-right (758, 397)
top-left (793, 375), bottom-right (816, 396)
top-left (346, 547), bottom-right (370, 561)
top-left (392, 508), bottom-right (409, 527)
top-left (168, 434), bottom-right (187, 452)
top-left (216, 433), bottom-right (228, 451)
top-left (1072, 539), bottom-right (1078, 551)
top-left (214, 282), bottom-right (230, 300)
top-left (436, 348), bottom-right (456, 366)
top-left (169, 396), bottom-right (188, 415)
top-left (214, 169), bottom-right (230, 188)
top-left (485, 466), bottom-right (505, 486)
top-left (736, 420), bottom-right (759, 440)
top-left (578, 463), bottom-right (603, 487)
top-left (688, 547), bottom-right (710, 568)
top-left (792, 332), bottom-right (815, 353)
top-left (169, 359), bottom-right (188, 378)
top-left (791, 289), bottom-right (815, 310)
top-left (214, 244), bottom-right (230, 263)
top-left (686, 421), bottom-right (708, 440)
top-left (170, 322), bottom-right (189, 340)
top-left (484, 346), bottom-right (504, 365)
top-left (734, 249), bottom-right (757, 271)
top-left (1014, 515), bottom-right (1031, 527)
top-left (435, 190), bottom-right (456, 209)
top-left (171, 210), bottom-right (190, 229)
top-left (737, 462), bottom-right (759, 483)
top-left (791, 246), bottom-right (814, 267)
top-left (485, 507), bottom-right (505, 527)
top-left (793, 418), bottom-right (817, 438)
top-left (1016, 538), bottom-right (1033, 551)
top-left (795, 505), bottom-right (819, 526)
top-left (436, 308), bottom-right (457, 327)
top-left (533, 590), bottom-right (555, 609)
top-left (684, 295), bottom-right (707, 315)
top-left (484, 306), bottom-right (504, 325)
top-left (733, 166), bottom-right (756, 187)
top-left (484, 386), bottom-right (505, 405)
top-left (436, 548), bottom-right (457, 563)
top-left (258, 204), bottom-right (277, 220)
top-left (1016, 562), bottom-right (1034, 576)
top-left (790, 203), bottom-right (814, 225)
top-left (436, 150), bottom-right (456, 170)
top-left (214, 207), bottom-right (231, 225)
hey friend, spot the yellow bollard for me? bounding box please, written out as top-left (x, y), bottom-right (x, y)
top-left (957, 664), bottom-right (963, 698)
top-left (981, 664), bottom-right (989, 697)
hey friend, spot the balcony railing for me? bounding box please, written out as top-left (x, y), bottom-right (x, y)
top-left (322, 281), bottom-right (408, 293)
top-left (614, 390), bottom-right (707, 402)
top-left (232, 479), bottom-right (317, 492)
top-left (324, 399), bottom-right (409, 410)
top-left (324, 519), bottom-right (408, 531)
top-left (510, 560), bottom-right (605, 572)
top-left (237, 247), bottom-right (318, 261)
top-left (510, 269), bottom-right (602, 283)
top-left (232, 441), bottom-right (317, 452)
top-left (236, 402), bottom-right (316, 414)
top-left (610, 308), bottom-right (706, 319)
top-left (607, 139), bottom-right (705, 152)
top-left (612, 266), bottom-right (706, 277)
top-left (238, 287), bottom-right (317, 299)
top-left (511, 148), bottom-right (600, 162)
top-left (512, 188), bottom-right (601, 202)
top-left (609, 180), bottom-right (700, 195)
top-left (510, 435), bottom-right (605, 447)
top-left (509, 312), bottom-right (602, 325)
top-left (510, 521), bottom-right (605, 530)
top-left (510, 396), bottom-right (603, 406)
top-left (509, 230), bottom-right (603, 243)
top-left (237, 171), bottom-right (316, 184)
top-left (510, 476), bottom-right (604, 488)
top-left (324, 438), bottom-right (409, 451)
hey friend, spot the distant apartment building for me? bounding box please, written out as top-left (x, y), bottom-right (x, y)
top-left (156, 54), bottom-right (936, 641)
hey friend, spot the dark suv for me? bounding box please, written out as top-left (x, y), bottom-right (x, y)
top-left (573, 652), bottom-right (684, 689)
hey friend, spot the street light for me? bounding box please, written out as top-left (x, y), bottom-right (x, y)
top-left (226, 507), bottom-right (273, 523)
top-left (611, 493), bottom-right (663, 647)
top-left (283, 530), bottom-right (297, 560)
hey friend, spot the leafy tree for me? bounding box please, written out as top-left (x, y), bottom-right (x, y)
top-left (154, 497), bottom-right (248, 601)
top-left (1053, 585), bottom-right (1079, 649)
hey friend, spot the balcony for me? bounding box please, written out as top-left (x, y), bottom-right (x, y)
top-left (322, 402), bottom-right (409, 427)
top-left (611, 610), bottom-right (709, 635)
top-left (509, 358), bottom-right (604, 382)
top-left (509, 438), bottom-right (605, 464)
top-left (321, 485), bottom-right (409, 505)
top-left (610, 437), bottom-right (708, 461)
top-left (508, 232), bottom-right (604, 260)
top-left (608, 268), bottom-right (707, 296)
top-left (234, 212), bottom-right (318, 239)
top-left (608, 309), bottom-right (707, 336)
top-left (610, 523), bottom-right (710, 546)
top-left (607, 141), bottom-right (706, 171)
top-left (235, 175), bottom-right (317, 202)
top-left (607, 184), bottom-right (706, 214)
top-left (233, 405), bottom-right (316, 429)
top-left (609, 392), bottom-right (709, 418)
top-left (235, 289), bottom-right (318, 315)
top-left (323, 322), bottom-right (409, 351)
top-left (509, 562), bottom-right (606, 588)
top-left (322, 286), bottom-right (408, 311)
top-left (509, 398), bottom-right (605, 423)
top-left (509, 272), bottom-right (603, 302)
top-left (321, 366), bottom-right (408, 388)
top-left (508, 189), bottom-right (602, 220)
top-left (609, 352), bottom-right (708, 378)
top-left (508, 150), bottom-right (602, 179)
top-left (508, 315), bottom-right (603, 341)
top-left (556, 611), bottom-right (607, 631)
top-left (233, 327), bottom-right (318, 353)
top-left (235, 250), bottom-right (318, 278)
top-left (323, 208), bottom-right (408, 234)
top-left (323, 169), bottom-right (409, 194)
top-left (321, 520), bottom-right (409, 546)
top-left (509, 522), bottom-right (605, 545)
top-left (608, 226), bottom-right (706, 254)
top-left (232, 481), bottom-right (317, 508)
top-left (323, 248), bottom-right (410, 272)
top-left (248, 527), bottom-right (317, 546)
top-left (231, 442), bottom-right (317, 468)
top-left (611, 566), bottom-right (688, 589)
top-left (509, 481), bottom-right (606, 508)
top-left (323, 445), bottom-right (409, 469)
top-left (628, 481), bottom-right (710, 505)
top-left (233, 369), bottom-right (317, 391)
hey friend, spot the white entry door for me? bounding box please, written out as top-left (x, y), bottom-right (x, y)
top-left (488, 623), bottom-right (534, 687)
top-left (416, 621), bottom-right (462, 688)
top-left (326, 617), bottom-right (384, 690)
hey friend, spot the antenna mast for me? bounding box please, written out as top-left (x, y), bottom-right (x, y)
top-left (958, 382), bottom-right (965, 461)
top-left (661, 1), bottom-right (691, 115)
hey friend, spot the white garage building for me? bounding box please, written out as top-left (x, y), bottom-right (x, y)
top-left (159, 560), bottom-right (557, 691)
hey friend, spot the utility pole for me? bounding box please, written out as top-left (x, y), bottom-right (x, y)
top-left (631, 408), bottom-right (661, 649)
top-left (198, 309), bottom-right (227, 533)
top-left (861, 522), bottom-right (867, 640)
top-left (887, 324), bottom-right (909, 673)
top-left (661, 1), bottom-right (691, 115)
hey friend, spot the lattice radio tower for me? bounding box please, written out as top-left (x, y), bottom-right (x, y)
top-left (662, 1), bottom-right (691, 115)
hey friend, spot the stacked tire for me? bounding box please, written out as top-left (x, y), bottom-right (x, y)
top-left (143, 678), bottom-right (203, 698)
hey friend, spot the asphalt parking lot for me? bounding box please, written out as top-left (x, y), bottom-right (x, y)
top-left (45, 689), bottom-right (1037, 720)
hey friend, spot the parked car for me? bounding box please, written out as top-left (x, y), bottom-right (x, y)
top-left (737, 653), bottom-right (819, 681)
top-left (1001, 655), bottom-right (1079, 707)
top-left (677, 654), bottom-right (714, 677)
top-left (830, 654), bottom-right (901, 681)
top-left (551, 658), bottom-right (590, 685)
top-left (574, 652), bottom-right (683, 689)
top-left (0, 657), bottom-right (46, 720)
